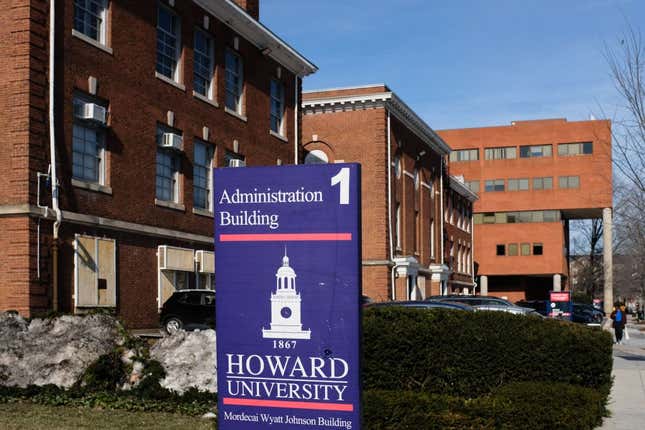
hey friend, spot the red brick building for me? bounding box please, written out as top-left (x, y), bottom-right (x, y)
top-left (0, 0), bottom-right (316, 327)
top-left (444, 176), bottom-right (478, 294)
top-left (302, 85), bottom-right (475, 300)
top-left (438, 119), bottom-right (613, 306)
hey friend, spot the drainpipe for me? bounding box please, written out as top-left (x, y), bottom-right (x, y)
top-left (386, 110), bottom-right (397, 300)
top-left (439, 161), bottom-right (444, 295)
top-left (294, 75), bottom-right (299, 164)
top-left (49, 0), bottom-right (62, 311)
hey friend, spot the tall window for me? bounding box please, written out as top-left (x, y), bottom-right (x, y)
top-left (484, 146), bottom-right (516, 160)
top-left (193, 141), bottom-right (213, 210)
top-left (558, 142), bottom-right (593, 156)
top-left (72, 97), bottom-right (105, 184)
top-left (559, 175), bottom-right (580, 189)
top-left (73, 0), bottom-right (108, 44)
top-left (193, 29), bottom-right (214, 98)
top-left (520, 144), bottom-right (552, 158)
top-left (73, 124), bottom-right (104, 183)
top-left (449, 149), bottom-right (479, 162)
top-left (156, 6), bottom-right (181, 81)
top-left (270, 80), bottom-right (285, 134)
top-left (508, 178), bottom-right (529, 191)
top-left (225, 49), bottom-right (243, 113)
top-left (156, 150), bottom-right (180, 202)
top-left (484, 179), bottom-right (505, 192)
top-left (395, 202), bottom-right (401, 250)
top-left (156, 126), bottom-right (181, 202)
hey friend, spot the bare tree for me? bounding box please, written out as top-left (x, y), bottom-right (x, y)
top-left (603, 25), bottom-right (645, 194)
top-left (571, 219), bottom-right (604, 299)
top-left (602, 24), bottom-right (645, 304)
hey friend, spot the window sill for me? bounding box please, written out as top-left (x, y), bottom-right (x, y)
top-left (72, 179), bottom-right (113, 195)
top-left (155, 199), bottom-right (185, 212)
top-left (269, 130), bottom-right (288, 143)
top-left (192, 207), bottom-right (214, 218)
top-left (71, 30), bottom-right (113, 55)
top-left (193, 91), bottom-right (219, 108)
top-left (155, 72), bottom-right (186, 92)
top-left (224, 107), bottom-right (248, 122)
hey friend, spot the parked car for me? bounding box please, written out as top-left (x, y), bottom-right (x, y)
top-left (160, 290), bottom-right (216, 334)
top-left (426, 295), bottom-right (535, 315)
top-left (366, 300), bottom-right (475, 312)
top-left (515, 300), bottom-right (549, 316)
top-left (572, 303), bottom-right (603, 325)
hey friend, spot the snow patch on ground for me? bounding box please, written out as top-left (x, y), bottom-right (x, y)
top-left (0, 312), bottom-right (121, 388)
top-left (150, 329), bottom-right (217, 394)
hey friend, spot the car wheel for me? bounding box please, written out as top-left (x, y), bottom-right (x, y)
top-left (165, 317), bottom-right (183, 335)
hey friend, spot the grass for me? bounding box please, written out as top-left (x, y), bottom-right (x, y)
top-left (0, 402), bottom-right (216, 430)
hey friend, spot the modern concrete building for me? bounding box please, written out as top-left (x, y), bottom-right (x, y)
top-left (438, 119), bottom-right (613, 308)
top-left (0, 0), bottom-right (316, 326)
top-left (302, 85), bottom-right (475, 301)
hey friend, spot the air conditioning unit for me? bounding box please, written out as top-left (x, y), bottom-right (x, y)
top-left (229, 159), bottom-right (245, 168)
top-left (78, 103), bottom-right (107, 124)
top-left (161, 132), bottom-right (183, 151)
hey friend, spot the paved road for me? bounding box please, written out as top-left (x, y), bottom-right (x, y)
top-left (599, 320), bottom-right (645, 430)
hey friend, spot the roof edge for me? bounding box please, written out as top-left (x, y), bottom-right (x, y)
top-left (302, 91), bottom-right (451, 156)
top-left (195, 0), bottom-right (317, 77)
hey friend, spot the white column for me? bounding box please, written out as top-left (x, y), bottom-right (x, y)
top-left (553, 274), bottom-right (562, 292)
top-left (603, 208), bottom-right (613, 314)
top-left (480, 275), bottom-right (488, 296)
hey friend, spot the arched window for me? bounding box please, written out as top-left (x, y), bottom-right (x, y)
top-left (304, 149), bottom-right (329, 164)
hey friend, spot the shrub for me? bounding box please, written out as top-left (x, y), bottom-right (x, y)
top-left (77, 351), bottom-right (127, 392)
top-left (363, 382), bottom-right (606, 430)
top-left (363, 308), bottom-right (613, 396)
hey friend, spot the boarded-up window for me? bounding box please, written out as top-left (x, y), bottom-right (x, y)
top-left (75, 235), bottom-right (116, 307)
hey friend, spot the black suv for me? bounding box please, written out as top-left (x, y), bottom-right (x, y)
top-left (160, 290), bottom-right (216, 334)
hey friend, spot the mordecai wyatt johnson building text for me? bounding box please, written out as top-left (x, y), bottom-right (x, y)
top-left (215, 164), bottom-right (362, 429)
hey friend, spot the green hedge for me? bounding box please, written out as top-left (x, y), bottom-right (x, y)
top-left (363, 308), bottom-right (613, 396)
top-left (364, 382), bottom-right (606, 430)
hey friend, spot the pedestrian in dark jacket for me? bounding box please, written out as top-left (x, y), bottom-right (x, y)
top-left (610, 305), bottom-right (626, 344)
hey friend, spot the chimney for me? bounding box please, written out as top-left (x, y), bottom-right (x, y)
top-left (233, 0), bottom-right (259, 20)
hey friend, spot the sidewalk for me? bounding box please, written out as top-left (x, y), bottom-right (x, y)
top-left (599, 320), bottom-right (645, 430)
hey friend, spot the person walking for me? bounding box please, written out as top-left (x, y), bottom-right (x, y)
top-left (611, 305), bottom-right (626, 344)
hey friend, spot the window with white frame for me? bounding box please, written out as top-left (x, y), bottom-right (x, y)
top-left (156, 5), bottom-right (181, 81)
top-left (156, 126), bottom-right (182, 202)
top-left (156, 150), bottom-right (180, 202)
top-left (395, 202), bottom-right (401, 250)
top-left (430, 218), bottom-right (435, 258)
top-left (465, 180), bottom-right (480, 193)
top-left (193, 140), bottom-right (213, 210)
top-left (270, 79), bottom-right (285, 134)
top-left (73, 0), bottom-right (108, 44)
top-left (225, 49), bottom-right (243, 113)
top-left (72, 97), bottom-right (106, 184)
top-left (193, 29), bottom-right (214, 98)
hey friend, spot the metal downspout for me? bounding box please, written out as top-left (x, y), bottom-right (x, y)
top-left (49, 0), bottom-right (62, 311)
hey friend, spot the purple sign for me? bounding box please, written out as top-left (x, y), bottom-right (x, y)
top-left (215, 164), bottom-right (362, 429)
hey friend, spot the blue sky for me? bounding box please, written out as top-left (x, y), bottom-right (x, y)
top-left (262, 0), bottom-right (643, 130)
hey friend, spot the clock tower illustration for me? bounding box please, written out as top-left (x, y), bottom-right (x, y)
top-left (262, 250), bottom-right (311, 340)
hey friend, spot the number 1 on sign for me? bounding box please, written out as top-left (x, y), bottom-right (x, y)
top-left (331, 167), bottom-right (350, 205)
